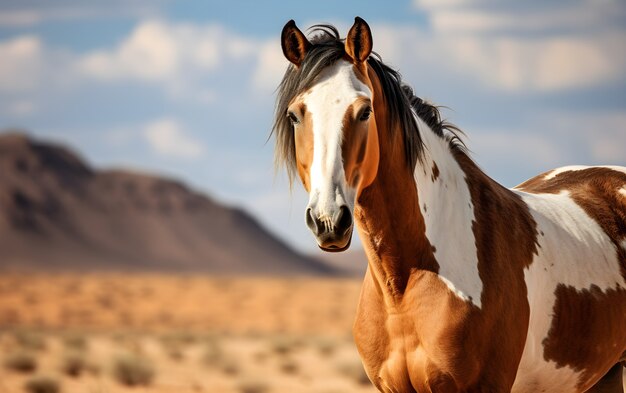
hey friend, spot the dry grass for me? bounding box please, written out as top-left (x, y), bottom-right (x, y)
top-left (61, 333), bottom-right (87, 351)
top-left (237, 377), bottom-right (270, 393)
top-left (60, 351), bottom-right (87, 377)
top-left (0, 273), bottom-right (361, 335)
top-left (14, 330), bottom-right (47, 351)
top-left (338, 358), bottom-right (371, 386)
top-left (0, 273), bottom-right (379, 393)
top-left (111, 353), bottom-right (155, 386)
top-left (24, 375), bottom-right (61, 393)
top-left (4, 351), bottom-right (37, 373)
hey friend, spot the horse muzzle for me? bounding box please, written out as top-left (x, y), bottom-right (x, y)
top-left (305, 205), bottom-right (353, 252)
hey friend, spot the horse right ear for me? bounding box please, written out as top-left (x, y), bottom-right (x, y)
top-left (281, 20), bottom-right (311, 67)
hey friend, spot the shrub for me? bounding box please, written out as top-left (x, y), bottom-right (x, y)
top-left (165, 345), bottom-right (185, 361)
top-left (24, 375), bottom-right (60, 393)
top-left (14, 331), bottom-right (46, 351)
top-left (112, 353), bottom-right (154, 386)
top-left (62, 334), bottom-right (87, 351)
top-left (61, 352), bottom-right (86, 377)
top-left (279, 357), bottom-right (299, 375)
top-left (160, 331), bottom-right (197, 346)
top-left (237, 377), bottom-right (269, 393)
top-left (202, 340), bottom-right (223, 366)
top-left (270, 336), bottom-right (297, 355)
top-left (4, 351), bottom-right (37, 373)
top-left (315, 337), bottom-right (337, 357)
top-left (220, 357), bottom-right (240, 376)
top-left (338, 359), bottom-right (370, 385)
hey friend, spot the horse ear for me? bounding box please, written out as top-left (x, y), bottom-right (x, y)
top-left (345, 16), bottom-right (372, 63)
top-left (281, 20), bottom-right (311, 67)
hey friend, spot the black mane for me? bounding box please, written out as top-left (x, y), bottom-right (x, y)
top-left (272, 24), bottom-right (463, 182)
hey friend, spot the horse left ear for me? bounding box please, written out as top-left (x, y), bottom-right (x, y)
top-left (281, 20), bottom-right (311, 67)
top-left (345, 16), bottom-right (372, 64)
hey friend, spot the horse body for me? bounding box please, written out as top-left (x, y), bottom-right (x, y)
top-left (512, 167), bottom-right (626, 392)
top-left (353, 113), bottom-right (626, 392)
top-left (274, 17), bottom-right (626, 392)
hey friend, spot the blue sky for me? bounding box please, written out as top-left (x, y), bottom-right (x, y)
top-left (1, 0), bottom-right (625, 253)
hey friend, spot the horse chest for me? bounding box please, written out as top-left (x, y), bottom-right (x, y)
top-left (354, 270), bottom-right (476, 392)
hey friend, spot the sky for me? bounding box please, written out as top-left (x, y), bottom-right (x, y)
top-left (1, 0), bottom-right (625, 254)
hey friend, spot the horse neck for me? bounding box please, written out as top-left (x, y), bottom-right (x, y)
top-left (354, 113), bottom-right (479, 301)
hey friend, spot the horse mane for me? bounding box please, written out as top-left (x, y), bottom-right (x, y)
top-left (272, 23), bottom-right (465, 182)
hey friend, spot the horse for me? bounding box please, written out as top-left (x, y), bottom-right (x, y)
top-left (272, 17), bottom-right (626, 393)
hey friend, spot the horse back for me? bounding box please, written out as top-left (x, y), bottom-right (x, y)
top-left (512, 165), bottom-right (626, 392)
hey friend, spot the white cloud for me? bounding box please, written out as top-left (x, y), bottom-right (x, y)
top-left (466, 110), bottom-right (626, 182)
top-left (79, 20), bottom-right (259, 82)
top-left (403, 1), bottom-right (626, 92)
top-left (0, 10), bottom-right (41, 27)
top-left (76, 19), bottom-right (267, 102)
top-left (547, 111), bottom-right (626, 164)
top-left (0, 4), bottom-right (160, 27)
top-left (80, 20), bottom-right (179, 81)
top-left (252, 41), bottom-right (287, 94)
top-left (470, 130), bottom-right (566, 170)
top-left (0, 36), bottom-right (42, 92)
top-left (143, 118), bottom-right (205, 159)
top-left (370, 23), bottom-right (626, 92)
top-left (413, 0), bottom-right (472, 11)
top-left (422, 4), bottom-right (624, 34)
top-left (5, 100), bottom-right (36, 116)
top-left (448, 33), bottom-right (623, 91)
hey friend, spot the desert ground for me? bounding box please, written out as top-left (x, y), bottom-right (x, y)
top-left (0, 273), bottom-right (376, 393)
top-left (1, 273), bottom-right (624, 393)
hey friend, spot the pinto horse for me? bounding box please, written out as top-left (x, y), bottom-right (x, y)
top-left (272, 17), bottom-right (626, 393)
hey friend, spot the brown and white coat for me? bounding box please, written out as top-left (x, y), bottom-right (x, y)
top-left (275, 17), bottom-right (626, 393)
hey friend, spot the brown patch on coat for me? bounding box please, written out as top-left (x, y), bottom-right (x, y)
top-left (341, 105), bottom-right (360, 188)
top-left (292, 103), bottom-right (313, 191)
top-left (517, 167), bottom-right (626, 387)
top-left (585, 363), bottom-right (625, 393)
top-left (342, 98), bottom-right (378, 194)
top-left (448, 150), bottom-right (540, 389)
top-left (431, 162), bottom-right (439, 182)
top-left (517, 167), bottom-right (626, 280)
top-left (355, 65), bottom-right (439, 297)
top-left (353, 64), bottom-right (439, 392)
top-left (543, 284), bottom-right (626, 391)
top-left (353, 61), bottom-right (540, 392)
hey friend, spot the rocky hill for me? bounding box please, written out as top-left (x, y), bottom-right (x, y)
top-left (0, 132), bottom-right (336, 275)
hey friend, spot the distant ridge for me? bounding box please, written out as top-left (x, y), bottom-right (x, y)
top-left (0, 131), bottom-right (337, 275)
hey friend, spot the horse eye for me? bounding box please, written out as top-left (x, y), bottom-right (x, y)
top-left (359, 107), bottom-right (372, 121)
top-left (287, 112), bottom-right (300, 125)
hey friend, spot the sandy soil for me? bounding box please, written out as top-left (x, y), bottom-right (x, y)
top-left (0, 273), bottom-right (375, 393)
top-left (0, 273), bottom-right (361, 335)
top-left (0, 273), bottom-right (623, 392)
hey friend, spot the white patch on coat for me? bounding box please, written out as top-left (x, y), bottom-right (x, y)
top-left (414, 116), bottom-right (483, 308)
top-left (300, 60), bottom-right (371, 219)
top-left (604, 166), bottom-right (626, 175)
top-left (511, 189), bottom-right (626, 393)
top-left (543, 165), bottom-right (590, 180)
top-left (544, 165), bottom-right (626, 180)
top-left (618, 187), bottom-right (626, 198)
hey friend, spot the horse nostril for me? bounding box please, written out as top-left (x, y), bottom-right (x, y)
top-left (334, 205), bottom-right (353, 235)
top-left (306, 207), bottom-right (322, 236)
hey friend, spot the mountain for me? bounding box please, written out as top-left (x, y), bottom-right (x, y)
top-left (0, 131), bottom-right (337, 275)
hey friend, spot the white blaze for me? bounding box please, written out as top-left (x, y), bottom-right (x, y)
top-left (301, 60), bottom-right (371, 218)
